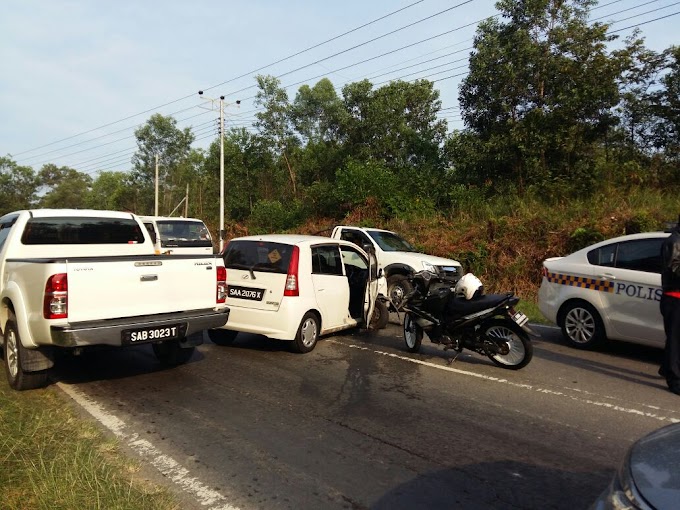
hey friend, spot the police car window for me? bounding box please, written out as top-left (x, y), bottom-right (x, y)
top-left (311, 245), bottom-right (343, 275)
top-left (587, 244), bottom-right (616, 267)
top-left (615, 239), bottom-right (663, 274)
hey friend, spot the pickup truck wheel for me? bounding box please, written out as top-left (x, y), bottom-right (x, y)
top-left (388, 275), bottom-right (413, 311)
top-left (152, 340), bottom-right (194, 366)
top-left (370, 299), bottom-right (389, 330)
top-left (291, 312), bottom-right (319, 354)
top-left (3, 314), bottom-right (50, 391)
top-left (207, 329), bottom-right (238, 346)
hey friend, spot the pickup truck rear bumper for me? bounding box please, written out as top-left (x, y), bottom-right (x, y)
top-left (49, 307), bottom-right (230, 347)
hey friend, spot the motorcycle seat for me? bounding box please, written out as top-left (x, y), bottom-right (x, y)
top-left (446, 293), bottom-right (512, 317)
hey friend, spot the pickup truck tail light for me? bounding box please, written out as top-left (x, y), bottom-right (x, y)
top-left (216, 266), bottom-right (227, 303)
top-left (44, 273), bottom-right (68, 319)
top-left (284, 246), bottom-right (300, 297)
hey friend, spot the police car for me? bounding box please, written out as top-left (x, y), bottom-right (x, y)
top-left (538, 232), bottom-right (668, 349)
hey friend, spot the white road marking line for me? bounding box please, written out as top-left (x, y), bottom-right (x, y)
top-left (332, 341), bottom-right (680, 424)
top-left (57, 382), bottom-right (239, 510)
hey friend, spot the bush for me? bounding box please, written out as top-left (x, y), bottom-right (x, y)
top-left (567, 226), bottom-right (605, 252)
top-left (248, 199), bottom-right (306, 233)
top-left (624, 212), bottom-right (659, 234)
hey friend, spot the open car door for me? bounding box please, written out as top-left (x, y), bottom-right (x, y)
top-left (362, 247), bottom-right (380, 327)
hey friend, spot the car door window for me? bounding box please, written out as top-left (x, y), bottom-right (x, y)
top-left (340, 247), bottom-right (368, 271)
top-left (615, 239), bottom-right (664, 274)
top-left (340, 230), bottom-right (371, 250)
top-left (587, 244), bottom-right (616, 267)
top-left (311, 245), bottom-right (343, 275)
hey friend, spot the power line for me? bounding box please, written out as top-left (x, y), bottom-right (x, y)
top-left (609, 9), bottom-right (680, 33)
top-left (18, 1), bottom-right (677, 172)
top-left (11, 0), bottom-right (427, 158)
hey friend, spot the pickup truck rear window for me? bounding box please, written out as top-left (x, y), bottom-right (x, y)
top-left (223, 240), bottom-right (293, 274)
top-left (21, 217), bottom-right (146, 245)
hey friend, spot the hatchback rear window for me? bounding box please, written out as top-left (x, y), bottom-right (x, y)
top-left (21, 217), bottom-right (145, 245)
top-left (224, 240), bottom-right (293, 274)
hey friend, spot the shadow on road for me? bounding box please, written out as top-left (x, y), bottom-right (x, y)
top-left (371, 460), bottom-right (610, 510)
top-left (51, 343), bottom-right (206, 386)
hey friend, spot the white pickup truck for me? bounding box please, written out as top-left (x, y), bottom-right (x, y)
top-left (330, 225), bottom-right (463, 310)
top-left (0, 209), bottom-right (229, 391)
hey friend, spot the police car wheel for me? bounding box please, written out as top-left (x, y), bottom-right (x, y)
top-left (558, 301), bottom-right (606, 350)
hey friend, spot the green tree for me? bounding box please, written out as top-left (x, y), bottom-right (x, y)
top-left (37, 164), bottom-right (92, 208)
top-left (131, 114), bottom-right (195, 214)
top-left (656, 46), bottom-right (680, 163)
top-left (616, 35), bottom-right (670, 155)
top-left (291, 78), bottom-right (347, 186)
top-left (340, 79), bottom-right (446, 171)
top-left (455, 0), bottom-right (623, 194)
top-left (254, 75), bottom-right (300, 196)
top-left (0, 157), bottom-right (38, 214)
top-left (86, 171), bottom-right (135, 211)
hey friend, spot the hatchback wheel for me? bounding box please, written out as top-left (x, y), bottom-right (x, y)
top-left (291, 312), bottom-right (319, 353)
top-left (559, 301), bottom-right (606, 349)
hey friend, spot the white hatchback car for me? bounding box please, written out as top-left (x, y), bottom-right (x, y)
top-left (538, 232), bottom-right (668, 349)
top-left (208, 234), bottom-right (386, 353)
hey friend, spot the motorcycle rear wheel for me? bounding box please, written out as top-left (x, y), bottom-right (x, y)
top-left (403, 313), bottom-right (423, 353)
top-left (481, 319), bottom-right (532, 370)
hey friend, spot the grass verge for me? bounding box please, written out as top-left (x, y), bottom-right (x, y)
top-left (0, 380), bottom-right (178, 510)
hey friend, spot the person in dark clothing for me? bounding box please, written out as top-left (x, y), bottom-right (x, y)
top-left (660, 215), bottom-right (680, 395)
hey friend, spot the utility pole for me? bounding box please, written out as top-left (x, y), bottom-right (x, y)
top-left (154, 154), bottom-right (159, 216)
top-left (198, 91), bottom-right (240, 252)
top-left (184, 183), bottom-right (189, 218)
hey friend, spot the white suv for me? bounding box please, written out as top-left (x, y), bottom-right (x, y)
top-left (331, 226), bottom-right (462, 309)
top-left (208, 234), bottom-right (384, 353)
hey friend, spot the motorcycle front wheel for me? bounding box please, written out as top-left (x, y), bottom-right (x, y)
top-left (403, 312), bottom-right (423, 353)
top-left (481, 319), bottom-right (533, 370)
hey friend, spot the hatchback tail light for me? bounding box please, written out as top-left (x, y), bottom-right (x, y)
top-left (216, 266), bottom-right (227, 303)
top-left (284, 246), bottom-right (300, 297)
top-left (44, 273), bottom-right (68, 319)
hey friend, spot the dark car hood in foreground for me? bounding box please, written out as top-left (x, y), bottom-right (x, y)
top-left (630, 423), bottom-right (680, 509)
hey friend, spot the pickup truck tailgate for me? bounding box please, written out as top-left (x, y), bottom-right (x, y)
top-left (65, 256), bottom-right (219, 322)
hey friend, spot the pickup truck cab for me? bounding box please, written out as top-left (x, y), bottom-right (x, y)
top-left (330, 226), bottom-right (463, 310)
top-left (139, 215), bottom-right (214, 255)
top-left (0, 209), bottom-right (229, 390)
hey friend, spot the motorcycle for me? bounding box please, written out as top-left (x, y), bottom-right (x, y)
top-left (401, 270), bottom-right (535, 370)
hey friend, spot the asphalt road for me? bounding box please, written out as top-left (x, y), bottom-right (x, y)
top-left (53, 317), bottom-right (680, 510)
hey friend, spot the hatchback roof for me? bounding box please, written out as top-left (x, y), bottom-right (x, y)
top-left (228, 234), bottom-right (335, 246)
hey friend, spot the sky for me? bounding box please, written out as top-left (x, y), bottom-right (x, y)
top-left (1, 0), bottom-right (678, 178)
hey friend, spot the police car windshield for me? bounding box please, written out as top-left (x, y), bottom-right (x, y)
top-left (368, 231), bottom-right (417, 252)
